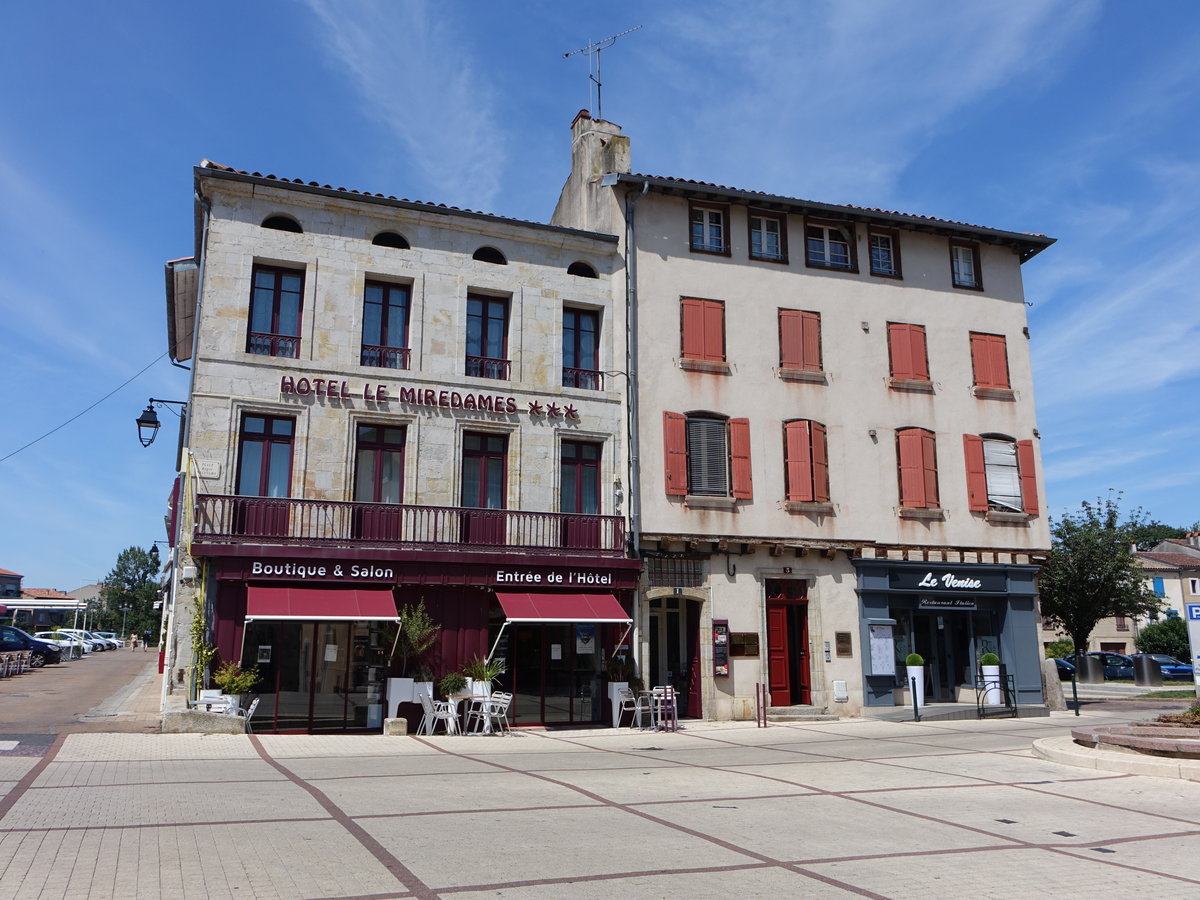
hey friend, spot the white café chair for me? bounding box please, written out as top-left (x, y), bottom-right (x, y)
top-left (418, 692), bottom-right (458, 735)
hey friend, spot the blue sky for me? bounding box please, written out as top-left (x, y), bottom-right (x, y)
top-left (2, 0), bottom-right (1197, 591)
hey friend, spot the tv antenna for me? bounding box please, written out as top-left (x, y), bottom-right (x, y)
top-left (563, 25), bottom-right (642, 121)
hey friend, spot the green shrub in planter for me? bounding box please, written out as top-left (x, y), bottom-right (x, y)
top-left (212, 661), bottom-right (260, 695)
top-left (905, 653), bottom-right (925, 667)
top-left (980, 653), bottom-right (1001, 667)
top-left (438, 672), bottom-right (467, 698)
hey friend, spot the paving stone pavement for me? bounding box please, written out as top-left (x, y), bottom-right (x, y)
top-left (2, 704), bottom-right (1200, 899)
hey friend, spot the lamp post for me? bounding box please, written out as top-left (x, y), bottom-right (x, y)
top-left (120, 604), bottom-right (132, 641)
top-left (136, 398), bottom-right (188, 448)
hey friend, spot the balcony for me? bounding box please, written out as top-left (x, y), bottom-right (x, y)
top-left (562, 367), bottom-right (604, 390)
top-left (360, 344), bottom-right (411, 369)
top-left (465, 356), bottom-right (510, 380)
top-left (247, 332), bottom-right (300, 358)
top-left (193, 494), bottom-right (626, 557)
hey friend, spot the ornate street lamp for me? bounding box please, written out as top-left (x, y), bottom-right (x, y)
top-left (136, 398), bottom-right (187, 448)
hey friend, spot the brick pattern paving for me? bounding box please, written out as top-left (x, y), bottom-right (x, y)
top-left (2, 713), bottom-right (1200, 899)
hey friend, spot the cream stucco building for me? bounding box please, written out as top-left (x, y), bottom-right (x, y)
top-left (553, 112), bottom-right (1055, 718)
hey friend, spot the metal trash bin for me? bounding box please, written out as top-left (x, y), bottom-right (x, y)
top-left (1133, 654), bottom-right (1162, 687)
top-left (1077, 655), bottom-right (1106, 683)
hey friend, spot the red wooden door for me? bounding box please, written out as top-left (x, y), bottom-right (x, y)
top-left (766, 605), bottom-right (790, 701)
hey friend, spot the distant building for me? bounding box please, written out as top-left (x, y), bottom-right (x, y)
top-left (11, 587), bottom-right (81, 631)
top-left (0, 568), bottom-right (20, 602)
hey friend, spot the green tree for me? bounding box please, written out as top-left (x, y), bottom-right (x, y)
top-left (97, 546), bottom-right (162, 640)
top-left (1134, 616), bottom-right (1190, 660)
top-left (1128, 520), bottom-right (1186, 550)
top-left (1039, 495), bottom-right (1161, 660)
top-left (1043, 639), bottom-right (1074, 659)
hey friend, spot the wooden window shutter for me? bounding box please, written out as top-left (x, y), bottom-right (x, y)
top-left (889, 323), bottom-right (926, 380)
top-left (969, 333), bottom-right (990, 387)
top-left (1016, 439), bottom-right (1039, 515)
top-left (909, 325), bottom-right (929, 380)
top-left (730, 418), bottom-right (753, 499)
top-left (784, 420), bottom-right (812, 501)
top-left (681, 298), bottom-right (705, 360)
top-left (921, 429), bottom-right (939, 507)
top-left (702, 301), bottom-right (725, 362)
top-left (779, 310), bottom-right (821, 370)
top-left (779, 309), bottom-right (802, 368)
top-left (888, 323), bottom-right (912, 379)
top-left (897, 428), bottom-right (926, 507)
top-left (663, 412), bottom-right (687, 496)
top-left (988, 336), bottom-right (1010, 388)
top-left (811, 422), bottom-right (829, 502)
top-left (963, 434), bottom-right (988, 512)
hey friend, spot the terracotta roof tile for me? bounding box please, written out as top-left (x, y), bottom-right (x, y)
top-left (0, 568), bottom-right (21, 577)
top-left (19, 587), bottom-right (72, 599)
top-left (1137, 552), bottom-right (1200, 569)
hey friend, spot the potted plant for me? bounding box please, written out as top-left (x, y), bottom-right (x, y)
top-left (462, 654), bottom-right (506, 697)
top-left (438, 671), bottom-right (467, 699)
top-left (212, 660), bottom-right (260, 707)
top-left (980, 652), bottom-right (1003, 706)
top-left (904, 652), bottom-right (925, 708)
top-left (606, 654), bottom-right (636, 725)
top-left (387, 599), bottom-right (440, 707)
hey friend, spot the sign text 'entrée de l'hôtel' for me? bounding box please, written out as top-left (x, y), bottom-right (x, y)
top-left (279, 376), bottom-right (581, 420)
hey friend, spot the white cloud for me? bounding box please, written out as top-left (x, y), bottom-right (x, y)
top-left (300, 0), bottom-right (505, 211)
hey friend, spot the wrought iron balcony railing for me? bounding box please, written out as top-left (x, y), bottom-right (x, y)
top-left (193, 494), bottom-right (626, 556)
top-left (360, 344), bottom-right (411, 369)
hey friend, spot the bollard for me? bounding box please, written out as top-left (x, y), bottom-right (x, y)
top-left (911, 676), bottom-right (921, 722)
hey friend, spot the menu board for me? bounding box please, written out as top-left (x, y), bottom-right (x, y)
top-left (869, 624), bottom-right (896, 676)
top-left (712, 620), bottom-right (729, 677)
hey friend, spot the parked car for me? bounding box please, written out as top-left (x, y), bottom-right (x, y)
top-left (58, 629), bottom-right (108, 651)
top-left (85, 631), bottom-right (120, 650)
top-left (0, 625), bottom-right (63, 667)
top-left (34, 631), bottom-right (91, 655)
top-left (1065, 652), bottom-right (1134, 679)
top-left (96, 632), bottom-right (125, 648)
top-left (1053, 657), bottom-right (1076, 680)
top-left (1131, 653), bottom-right (1195, 681)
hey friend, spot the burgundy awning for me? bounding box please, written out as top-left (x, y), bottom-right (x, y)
top-left (494, 592), bottom-right (630, 624)
top-left (245, 587), bottom-right (398, 622)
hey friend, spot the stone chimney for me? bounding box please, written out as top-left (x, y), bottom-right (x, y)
top-left (570, 109), bottom-right (630, 179)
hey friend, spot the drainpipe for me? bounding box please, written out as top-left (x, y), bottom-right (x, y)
top-left (619, 178), bottom-right (649, 558)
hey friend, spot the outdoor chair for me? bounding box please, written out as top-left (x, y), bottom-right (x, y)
top-left (652, 685), bottom-right (678, 732)
top-left (418, 692), bottom-right (458, 735)
top-left (236, 697), bottom-right (260, 734)
top-left (617, 687), bottom-right (652, 729)
top-left (467, 691), bottom-right (512, 734)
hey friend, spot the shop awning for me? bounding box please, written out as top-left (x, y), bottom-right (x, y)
top-left (245, 587), bottom-right (399, 622)
top-left (494, 592), bottom-right (631, 624)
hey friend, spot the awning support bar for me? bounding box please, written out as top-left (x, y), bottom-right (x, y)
top-left (486, 620), bottom-right (511, 666)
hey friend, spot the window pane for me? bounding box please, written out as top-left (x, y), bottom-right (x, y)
top-left (461, 460), bottom-right (480, 506)
top-left (238, 442), bottom-right (264, 495)
top-left (362, 292), bottom-right (382, 345)
top-left (354, 449), bottom-right (375, 502)
top-left (251, 286), bottom-right (274, 332)
top-left (983, 439), bottom-right (1021, 510)
top-left (485, 457), bottom-right (504, 508)
top-left (266, 443), bottom-right (291, 497)
top-left (686, 417), bottom-right (729, 495)
top-left (378, 450), bottom-right (402, 504)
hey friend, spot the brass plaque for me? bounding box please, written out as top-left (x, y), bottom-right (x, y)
top-left (835, 632), bottom-right (853, 657)
top-left (729, 632), bottom-right (760, 657)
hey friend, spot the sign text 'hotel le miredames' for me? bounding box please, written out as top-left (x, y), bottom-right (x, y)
top-left (279, 375), bottom-right (583, 421)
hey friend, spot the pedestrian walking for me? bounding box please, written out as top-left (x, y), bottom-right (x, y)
top-left (130, 632), bottom-right (139, 649)
top-left (143, 628), bottom-right (152, 651)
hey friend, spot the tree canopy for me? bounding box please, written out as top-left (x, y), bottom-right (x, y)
top-left (97, 546), bottom-right (163, 639)
top-left (1039, 495), bottom-right (1161, 657)
top-left (1134, 616), bottom-right (1190, 660)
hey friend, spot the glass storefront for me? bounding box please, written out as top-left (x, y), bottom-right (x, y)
top-left (502, 623), bottom-right (603, 725)
top-left (240, 620), bottom-right (387, 733)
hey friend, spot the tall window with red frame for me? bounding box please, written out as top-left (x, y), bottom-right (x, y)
top-left (247, 265), bottom-right (303, 358)
top-left (680, 297), bottom-right (725, 363)
top-left (461, 432), bottom-right (507, 509)
top-left (896, 427), bottom-right (939, 509)
top-left (236, 415), bottom-right (294, 497)
top-left (560, 441), bottom-right (601, 514)
top-left (887, 322), bottom-right (930, 382)
top-left (353, 424), bottom-right (406, 503)
top-left (466, 294), bottom-right (509, 379)
top-left (361, 282), bottom-right (410, 369)
top-left (562, 308), bottom-right (601, 389)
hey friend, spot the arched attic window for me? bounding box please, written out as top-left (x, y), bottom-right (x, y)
top-left (261, 214), bottom-right (303, 233)
top-left (473, 246), bottom-right (507, 265)
top-left (372, 231), bottom-right (410, 249)
top-left (567, 261), bottom-right (598, 278)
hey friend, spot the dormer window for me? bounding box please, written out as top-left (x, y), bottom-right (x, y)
top-left (805, 219), bottom-right (856, 271)
top-left (689, 201), bottom-right (730, 255)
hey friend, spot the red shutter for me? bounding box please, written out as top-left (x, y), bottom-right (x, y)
top-left (963, 434), bottom-right (988, 512)
top-left (681, 298), bottom-right (705, 360)
top-left (1016, 439), bottom-right (1039, 515)
top-left (811, 422), bottom-right (829, 502)
top-left (702, 300), bottom-right (725, 362)
top-left (784, 420), bottom-right (812, 501)
top-left (910, 325), bottom-right (929, 380)
top-left (921, 429), bottom-right (939, 508)
top-left (779, 309), bottom-right (802, 368)
top-left (989, 336), bottom-right (1010, 389)
top-left (801, 311), bottom-right (821, 370)
top-left (888, 323), bottom-right (912, 379)
top-left (969, 333), bottom-right (990, 387)
top-left (897, 429), bottom-right (925, 507)
top-left (663, 412), bottom-right (687, 496)
top-left (729, 418), bottom-right (753, 499)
